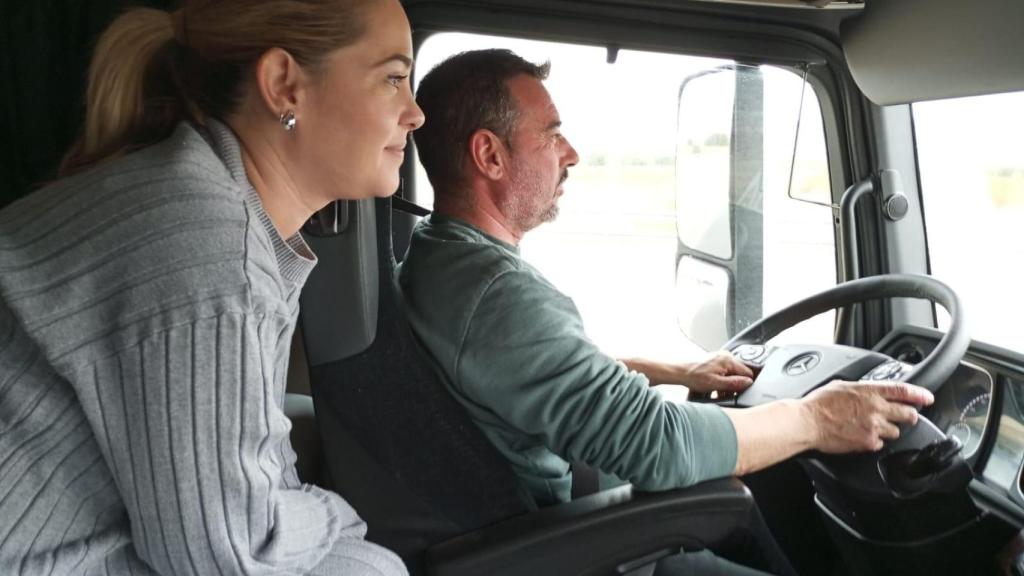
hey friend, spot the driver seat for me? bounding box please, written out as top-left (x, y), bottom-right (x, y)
top-left (299, 197), bottom-right (765, 575)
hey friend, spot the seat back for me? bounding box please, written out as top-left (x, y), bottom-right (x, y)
top-left (300, 198), bottom-right (528, 573)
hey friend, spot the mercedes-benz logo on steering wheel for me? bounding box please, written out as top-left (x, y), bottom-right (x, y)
top-left (785, 352), bottom-right (821, 376)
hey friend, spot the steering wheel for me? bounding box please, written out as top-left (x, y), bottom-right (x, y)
top-left (718, 274), bottom-right (974, 502)
top-left (721, 273), bottom-right (969, 408)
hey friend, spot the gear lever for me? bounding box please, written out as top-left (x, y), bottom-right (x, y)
top-left (904, 436), bottom-right (963, 478)
top-left (878, 435), bottom-right (964, 497)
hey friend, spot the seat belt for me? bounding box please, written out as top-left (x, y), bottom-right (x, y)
top-left (570, 460), bottom-right (601, 499)
top-left (392, 196), bottom-right (431, 217)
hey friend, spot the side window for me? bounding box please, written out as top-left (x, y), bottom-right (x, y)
top-left (414, 33), bottom-right (837, 360)
top-left (914, 91), bottom-right (1024, 351)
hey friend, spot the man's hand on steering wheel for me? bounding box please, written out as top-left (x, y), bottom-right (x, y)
top-left (718, 275), bottom-right (961, 477)
top-left (801, 380), bottom-right (935, 453)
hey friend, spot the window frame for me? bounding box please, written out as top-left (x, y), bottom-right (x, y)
top-left (400, 2), bottom-right (877, 342)
top-left (910, 92), bottom-right (1024, 350)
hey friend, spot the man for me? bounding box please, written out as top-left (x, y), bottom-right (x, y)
top-left (400, 49), bottom-right (932, 573)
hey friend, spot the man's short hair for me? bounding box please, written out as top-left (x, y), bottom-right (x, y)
top-left (414, 49), bottom-right (550, 194)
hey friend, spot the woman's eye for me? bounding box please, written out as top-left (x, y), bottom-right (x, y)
top-left (387, 74), bottom-right (409, 88)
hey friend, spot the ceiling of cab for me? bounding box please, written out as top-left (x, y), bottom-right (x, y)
top-left (403, 0), bottom-right (861, 42)
top-left (406, 0), bottom-right (1024, 105)
top-left (692, 0), bottom-right (862, 8)
top-left (842, 0), bottom-right (1024, 105)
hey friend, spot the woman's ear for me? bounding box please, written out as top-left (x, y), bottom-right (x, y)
top-left (467, 128), bottom-right (510, 182)
top-left (253, 47), bottom-right (308, 121)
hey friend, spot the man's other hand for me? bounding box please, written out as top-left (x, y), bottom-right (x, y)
top-left (683, 351), bottom-right (755, 395)
top-left (620, 352), bottom-right (754, 394)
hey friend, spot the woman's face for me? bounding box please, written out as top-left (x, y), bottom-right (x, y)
top-left (297, 0), bottom-right (424, 202)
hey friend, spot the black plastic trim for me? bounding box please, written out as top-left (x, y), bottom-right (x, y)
top-left (875, 325), bottom-right (1024, 531)
top-left (426, 478), bottom-right (756, 576)
top-left (970, 478), bottom-right (1024, 529)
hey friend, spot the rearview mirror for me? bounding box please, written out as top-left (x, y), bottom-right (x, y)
top-left (675, 67), bottom-right (735, 260)
top-left (674, 65), bottom-right (765, 350)
top-left (673, 64), bottom-right (835, 350)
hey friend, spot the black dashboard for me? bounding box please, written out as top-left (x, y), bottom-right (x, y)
top-left (987, 379), bottom-right (1024, 497)
top-left (877, 326), bottom-right (1024, 526)
top-left (927, 361), bottom-right (993, 463)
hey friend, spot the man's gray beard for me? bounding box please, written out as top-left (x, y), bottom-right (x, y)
top-left (540, 203), bottom-right (559, 224)
top-left (500, 192), bottom-right (559, 235)
top-left (505, 158), bottom-right (561, 233)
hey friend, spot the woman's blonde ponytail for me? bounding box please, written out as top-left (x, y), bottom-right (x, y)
top-left (59, 8), bottom-right (186, 176)
top-left (60, 0), bottom-right (375, 176)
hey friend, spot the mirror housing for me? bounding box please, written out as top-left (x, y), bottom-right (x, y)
top-left (675, 257), bottom-right (730, 351)
top-left (674, 65), bottom-right (764, 349)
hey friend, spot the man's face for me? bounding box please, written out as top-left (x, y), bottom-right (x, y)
top-left (499, 75), bottom-right (579, 235)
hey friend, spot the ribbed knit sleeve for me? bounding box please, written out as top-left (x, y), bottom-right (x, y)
top-left (0, 121), bottom-right (407, 575)
top-left (72, 313), bottom-right (405, 576)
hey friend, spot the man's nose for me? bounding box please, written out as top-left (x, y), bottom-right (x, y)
top-left (562, 138), bottom-right (579, 167)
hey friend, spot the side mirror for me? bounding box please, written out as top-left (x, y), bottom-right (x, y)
top-left (675, 256), bottom-right (730, 351)
top-left (674, 65), bottom-right (765, 350)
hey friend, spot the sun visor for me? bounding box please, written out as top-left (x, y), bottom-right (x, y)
top-left (842, 0), bottom-right (1024, 105)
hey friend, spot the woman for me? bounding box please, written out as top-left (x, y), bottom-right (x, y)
top-left (0, 0), bottom-right (423, 574)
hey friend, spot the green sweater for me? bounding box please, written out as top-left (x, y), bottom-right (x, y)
top-left (398, 215), bottom-right (738, 506)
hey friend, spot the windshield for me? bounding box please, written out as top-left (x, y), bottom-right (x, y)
top-left (414, 33), bottom-right (837, 361)
top-left (914, 90), bottom-right (1024, 351)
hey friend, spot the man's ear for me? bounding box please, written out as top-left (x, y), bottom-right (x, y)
top-left (253, 47), bottom-right (308, 122)
top-left (467, 129), bottom-right (510, 182)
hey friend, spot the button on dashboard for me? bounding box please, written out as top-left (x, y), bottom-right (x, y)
top-left (733, 344), bottom-right (769, 367)
top-left (862, 360), bottom-right (910, 381)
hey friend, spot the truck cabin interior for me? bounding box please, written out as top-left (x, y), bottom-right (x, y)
top-left (2, 0), bottom-right (1023, 575)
